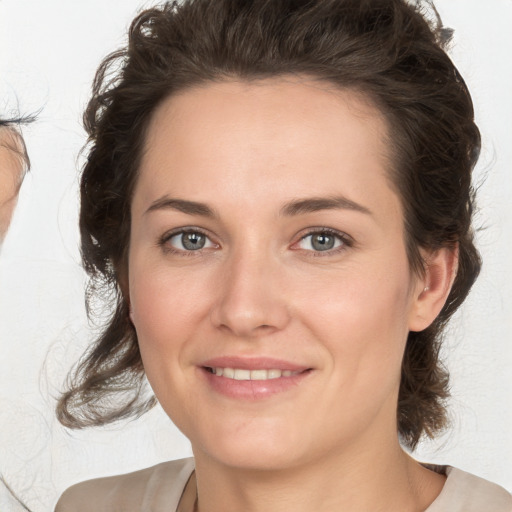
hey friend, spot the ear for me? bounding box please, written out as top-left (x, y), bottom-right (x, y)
top-left (116, 263), bottom-right (134, 323)
top-left (408, 245), bottom-right (459, 332)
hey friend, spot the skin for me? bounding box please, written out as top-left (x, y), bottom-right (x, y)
top-left (0, 127), bottom-right (25, 242)
top-left (128, 77), bottom-right (456, 512)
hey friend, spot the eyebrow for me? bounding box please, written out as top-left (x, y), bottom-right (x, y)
top-left (145, 197), bottom-right (216, 217)
top-left (144, 195), bottom-right (372, 218)
top-left (280, 196), bottom-right (372, 216)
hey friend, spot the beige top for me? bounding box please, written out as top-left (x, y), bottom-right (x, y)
top-left (55, 457), bottom-right (512, 512)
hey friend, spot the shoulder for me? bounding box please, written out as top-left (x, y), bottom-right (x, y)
top-left (54, 457), bottom-right (195, 512)
top-left (428, 466), bottom-right (512, 512)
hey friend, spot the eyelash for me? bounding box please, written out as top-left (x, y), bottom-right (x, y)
top-left (158, 227), bottom-right (353, 256)
top-left (158, 227), bottom-right (218, 256)
top-left (293, 227), bottom-right (353, 257)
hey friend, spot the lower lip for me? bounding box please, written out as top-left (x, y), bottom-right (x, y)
top-left (200, 367), bottom-right (312, 400)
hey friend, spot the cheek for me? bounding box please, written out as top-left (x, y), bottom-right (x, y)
top-left (296, 259), bottom-right (413, 386)
top-left (128, 265), bottom-right (203, 414)
top-left (128, 261), bottom-right (214, 367)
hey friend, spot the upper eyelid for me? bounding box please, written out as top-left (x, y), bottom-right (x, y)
top-left (291, 228), bottom-right (354, 254)
top-left (295, 227), bottom-right (353, 242)
top-left (160, 226), bottom-right (212, 241)
top-left (158, 228), bottom-right (219, 255)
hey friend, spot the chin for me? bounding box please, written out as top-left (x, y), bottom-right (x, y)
top-left (202, 444), bottom-right (302, 472)
top-left (190, 419), bottom-right (311, 472)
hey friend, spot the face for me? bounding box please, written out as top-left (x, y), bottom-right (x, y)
top-left (128, 78), bottom-right (426, 471)
top-left (0, 128), bottom-right (25, 242)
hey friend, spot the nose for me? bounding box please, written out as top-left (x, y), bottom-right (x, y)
top-left (210, 250), bottom-right (291, 338)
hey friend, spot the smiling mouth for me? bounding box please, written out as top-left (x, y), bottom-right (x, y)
top-left (204, 367), bottom-right (307, 381)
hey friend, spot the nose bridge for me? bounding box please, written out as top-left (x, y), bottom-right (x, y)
top-left (211, 240), bottom-right (289, 337)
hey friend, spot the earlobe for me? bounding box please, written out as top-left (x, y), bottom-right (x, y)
top-left (408, 245), bottom-right (458, 332)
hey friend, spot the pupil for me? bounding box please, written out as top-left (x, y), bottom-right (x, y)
top-left (312, 234), bottom-right (334, 251)
top-left (182, 232), bottom-right (205, 250)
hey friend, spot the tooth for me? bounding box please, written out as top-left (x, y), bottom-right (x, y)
top-left (250, 369), bottom-right (268, 380)
top-left (210, 367), bottom-right (298, 380)
top-left (267, 369), bottom-right (282, 379)
top-left (223, 368), bottom-right (235, 378)
top-left (234, 369), bottom-right (251, 380)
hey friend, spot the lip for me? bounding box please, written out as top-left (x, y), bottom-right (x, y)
top-left (198, 356), bottom-right (313, 400)
top-left (200, 356), bottom-right (309, 372)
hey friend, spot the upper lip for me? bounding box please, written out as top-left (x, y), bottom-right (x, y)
top-left (200, 356), bottom-right (310, 372)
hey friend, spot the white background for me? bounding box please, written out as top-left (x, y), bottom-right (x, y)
top-left (0, 1), bottom-right (511, 510)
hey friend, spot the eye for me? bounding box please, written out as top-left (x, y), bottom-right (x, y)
top-left (295, 229), bottom-right (350, 253)
top-left (164, 229), bottom-right (216, 252)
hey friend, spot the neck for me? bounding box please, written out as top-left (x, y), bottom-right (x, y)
top-left (191, 433), bottom-right (445, 512)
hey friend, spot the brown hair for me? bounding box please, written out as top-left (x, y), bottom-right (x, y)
top-left (57, 0), bottom-right (481, 450)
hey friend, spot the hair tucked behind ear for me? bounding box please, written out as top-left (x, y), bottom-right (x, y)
top-left (57, 0), bottom-right (481, 450)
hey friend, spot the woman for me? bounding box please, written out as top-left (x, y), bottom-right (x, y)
top-left (0, 115), bottom-right (32, 511)
top-left (55, 0), bottom-right (512, 510)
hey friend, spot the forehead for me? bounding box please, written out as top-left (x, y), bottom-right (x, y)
top-left (135, 77), bottom-right (400, 221)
